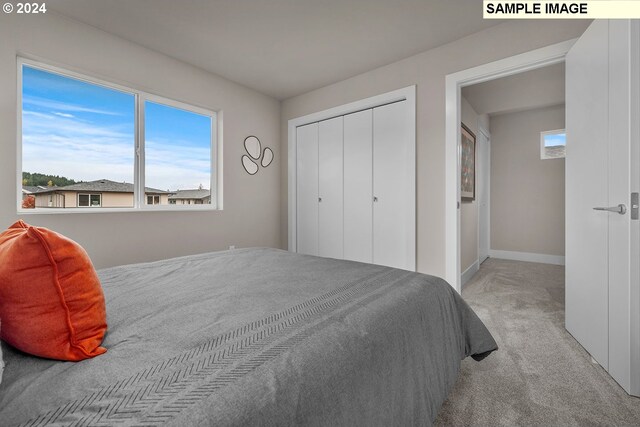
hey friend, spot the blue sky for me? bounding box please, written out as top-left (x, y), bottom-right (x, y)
top-left (544, 132), bottom-right (566, 147)
top-left (145, 101), bottom-right (211, 191)
top-left (22, 65), bottom-right (211, 191)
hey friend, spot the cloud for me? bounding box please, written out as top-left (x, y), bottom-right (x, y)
top-left (145, 164), bottom-right (210, 191)
top-left (22, 110), bottom-right (134, 183)
top-left (23, 96), bottom-right (123, 116)
top-left (145, 139), bottom-right (211, 190)
top-left (22, 111), bottom-right (211, 191)
top-left (53, 112), bottom-right (75, 118)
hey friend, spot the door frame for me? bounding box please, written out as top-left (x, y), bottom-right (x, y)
top-left (444, 39), bottom-right (576, 293)
top-left (631, 20), bottom-right (640, 396)
top-left (287, 85), bottom-right (416, 258)
top-left (476, 124), bottom-right (491, 266)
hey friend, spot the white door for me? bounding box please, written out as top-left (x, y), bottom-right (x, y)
top-left (296, 122), bottom-right (319, 256)
top-left (344, 109), bottom-right (373, 263)
top-left (477, 129), bottom-right (490, 264)
top-left (318, 117), bottom-right (344, 259)
top-left (566, 19), bottom-right (639, 395)
top-left (373, 100), bottom-right (415, 270)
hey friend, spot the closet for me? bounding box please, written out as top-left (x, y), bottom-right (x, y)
top-left (295, 98), bottom-right (415, 271)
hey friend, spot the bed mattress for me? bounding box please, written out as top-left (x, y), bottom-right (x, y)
top-left (0, 248), bottom-right (496, 426)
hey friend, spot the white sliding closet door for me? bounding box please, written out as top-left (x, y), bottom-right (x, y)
top-left (344, 110), bottom-right (373, 263)
top-left (373, 101), bottom-right (414, 270)
top-left (291, 87), bottom-right (416, 271)
top-left (296, 122), bottom-right (319, 256)
top-left (318, 117), bottom-right (344, 259)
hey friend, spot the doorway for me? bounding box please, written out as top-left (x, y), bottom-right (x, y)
top-left (458, 62), bottom-right (567, 287)
top-left (444, 40), bottom-right (573, 292)
top-left (445, 22), bottom-right (639, 397)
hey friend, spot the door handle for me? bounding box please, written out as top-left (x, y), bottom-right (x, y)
top-left (593, 204), bottom-right (627, 215)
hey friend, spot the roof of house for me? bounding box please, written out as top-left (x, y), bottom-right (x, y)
top-left (168, 189), bottom-right (211, 200)
top-left (34, 179), bottom-right (168, 194)
top-left (22, 185), bottom-right (50, 194)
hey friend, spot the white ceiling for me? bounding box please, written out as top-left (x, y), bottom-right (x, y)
top-left (462, 62), bottom-right (566, 116)
top-left (49, 0), bottom-right (503, 100)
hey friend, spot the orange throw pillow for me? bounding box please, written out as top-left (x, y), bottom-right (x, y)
top-left (0, 220), bottom-right (107, 361)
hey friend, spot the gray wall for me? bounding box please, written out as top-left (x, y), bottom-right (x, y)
top-left (281, 20), bottom-right (588, 277)
top-left (0, 12), bottom-right (282, 268)
top-left (461, 62), bottom-right (565, 116)
top-left (490, 105), bottom-right (566, 256)
top-left (460, 97), bottom-right (479, 272)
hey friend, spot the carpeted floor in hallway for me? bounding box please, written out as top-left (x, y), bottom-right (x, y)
top-left (435, 258), bottom-right (640, 426)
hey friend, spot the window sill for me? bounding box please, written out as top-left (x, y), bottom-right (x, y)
top-left (17, 205), bottom-right (222, 215)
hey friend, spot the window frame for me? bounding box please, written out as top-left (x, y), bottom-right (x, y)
top-left (78, 193), bottom-right (102, 208)
top-left (147, 195), bottom-right (161, 205)
top-left (17, 57), bottom-right (222, 214)
top-left (540, 129), bottom-right (566, 160)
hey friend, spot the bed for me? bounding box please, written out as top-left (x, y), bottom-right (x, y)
top-left (0, 248), bottom-right (496, 426)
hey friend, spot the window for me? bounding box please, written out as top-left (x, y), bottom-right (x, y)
top-left (147, 195), bottom-right (160, 205)
top-left (19, 59), bottom-right (219, 212)
top-left (145, 101), bottom-right (212, 205)
top-left (78, 194), bottom-right (101, 207)
top-left (541, 129), bottom-right (566, 159)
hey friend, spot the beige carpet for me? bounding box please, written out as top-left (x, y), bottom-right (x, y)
top-left (435, 258), bottom-right (640, 426)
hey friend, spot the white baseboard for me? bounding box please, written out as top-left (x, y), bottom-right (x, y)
top-left (461, 260), bottom-right (480, 288)
top-left (489, 249), bottom-right (565, 266)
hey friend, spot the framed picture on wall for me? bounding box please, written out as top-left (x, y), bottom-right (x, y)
top-left (460, 123), bottom-right (476, 201)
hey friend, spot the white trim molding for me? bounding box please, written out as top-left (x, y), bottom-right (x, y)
top-left (489, 250), bottom-right (565, 266)
top-left (445, 39), bottom-right (577, 293)
top-left (476, 123), bottom-right (491, 266)
top-left (461, 260), bottom-right (480, 288)
top-left (630, 18), bottom-right (640, 398)
top-left (287, 86), bottom-right (416, 267)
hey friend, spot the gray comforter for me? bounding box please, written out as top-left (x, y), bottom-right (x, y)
top-left (0, 248), bottom-right (496, 426)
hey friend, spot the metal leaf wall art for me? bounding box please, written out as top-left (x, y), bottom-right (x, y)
top-left (242, 136), bottom-right (273, 175)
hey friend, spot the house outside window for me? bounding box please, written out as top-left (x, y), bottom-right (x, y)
top-left (167, 188), bottom-right (211, 206)
top-left (78, 193), bottom-right (101, 207)
top-left (541, 129), bottom-right (566, 159)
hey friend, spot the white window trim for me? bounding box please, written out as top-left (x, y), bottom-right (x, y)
top-left (540, 128), bottom-right (566, 160)
top-left (16, 56), bottom-right (223, 214)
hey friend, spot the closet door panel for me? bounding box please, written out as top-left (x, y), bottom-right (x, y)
top-left (318, 116), bottom-right (344, 259)
top-left (373, 101), bottom-right (414, 270)
top-left (296, 123), bottom-right (319, 256)
top-left (344, 109), bottom-right (373, 263)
